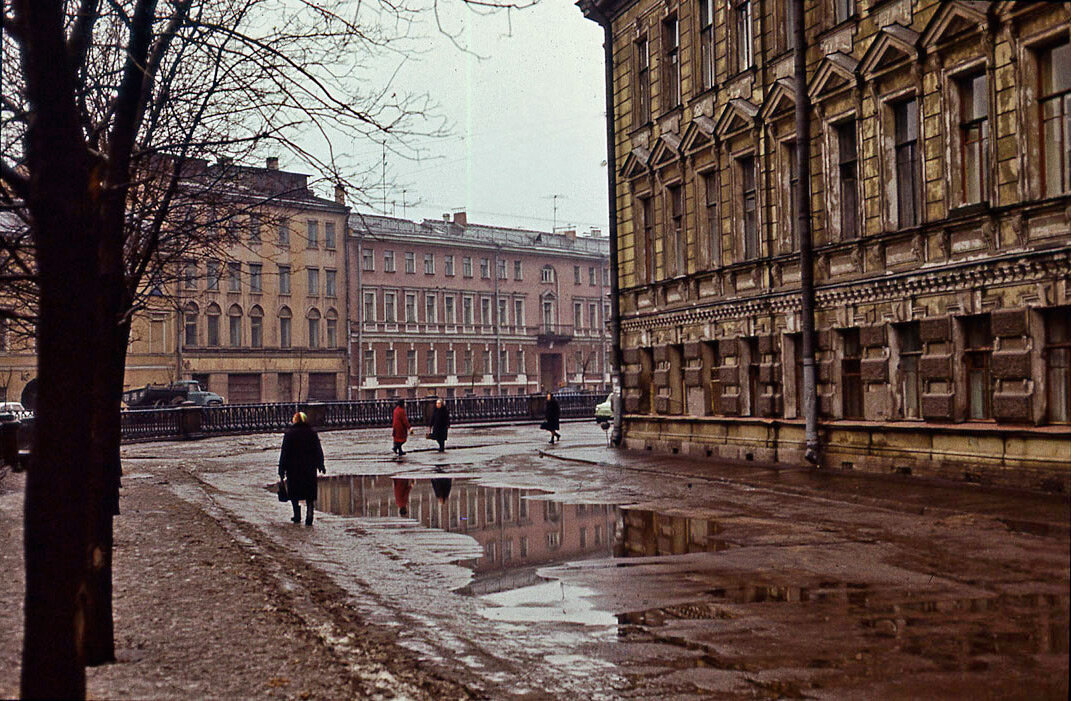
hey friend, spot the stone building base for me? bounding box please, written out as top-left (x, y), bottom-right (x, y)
top-left (622, 416), bottom-right (1071, 493)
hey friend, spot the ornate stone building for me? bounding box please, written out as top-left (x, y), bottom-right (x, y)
top-left (580, 0), bottom-right (1071, 490)
top-left (347, 212), bottom-right (611, 398)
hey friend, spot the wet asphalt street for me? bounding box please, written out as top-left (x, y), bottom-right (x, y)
top-left (125, 420), bottom-right (1069, 699)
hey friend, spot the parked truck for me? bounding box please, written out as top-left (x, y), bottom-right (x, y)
top-left (122, 380), bottom-right (225, 408)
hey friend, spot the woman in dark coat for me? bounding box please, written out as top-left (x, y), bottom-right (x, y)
top-left (392, 399), bottom-right (410, 456)
top-left (279, 411), bottom-right (325, 525)
top-left (542, 392), bottom-right (561, 444)
top-left (429, 398), bottom-right (450, 452)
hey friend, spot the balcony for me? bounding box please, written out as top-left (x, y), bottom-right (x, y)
top-left (536, 323), bottom-right (573, 345)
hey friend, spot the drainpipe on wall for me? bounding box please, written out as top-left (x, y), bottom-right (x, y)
top-left (583, 1), bottom-right (625, 446)
top-left (493, 243), bottom-right (502, 393)
top-left (792, 0), bottom-right (820, 464)
top-left (354, 229), bottom-right (363, 398)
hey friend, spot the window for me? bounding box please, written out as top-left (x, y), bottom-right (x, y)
top-left (229, 305), bottom-right (242, 347)
top-left (640, 196), bottom-right (654, 282)
top-left (783, 0), bottom-right (798, 52)
top-left (306, 220), bottom-right (318, 248)
top-left (514, 299), bottom-right (525, 328)
top-left (206, 306), bottom-right (220, 346)
top-left (498, 298), bottom-right (508, 326)
top-left (463, 349), bottom-right (473, 375)
top-left (1040, 41), bottom-right (1071, 196)
top-left (385, 349), bottom-right (396, 375)
top-left (445, 255), bottom-right (455, 276)
top-left (837, 121), bottom-right (859, 239)
top-left (574, 265), bottom-right (582, 284)
top-left (324, 221), bottom-right (336, 249)
top-left (602, 268), bottom-right (609, 285)
top-left (573, 302), bottom-right (583, 329)
top-left (635, 37), bottom-right (650, 125)
top-left (425, 294), bottom-right (437, 323)
top-left (541, 265), bottom-right (555, 283)
top-left (404, 251), bottom-right (415, 274)
top-left (424, 253), bottom-right (435, 274)
top-left (278, 220), bottom-right (289, 246)
top-left (307, 267), bottom-right (319, 296)
top-left (481, 297), bottom-right (492, 325)
top-left (407, 349), bottom-right (417, 376)
top-left (362, 248), bottom-right (374, 271)
top-left (833, 0), bottom-right (854, 24)
top-left (307, 310), bottom-right (320, 349)
top-left (462, 256), bottom-right (473, 277)
top-left (444, 296), bottom-right (456, 324)
top-left (734, 0), bottom-right (753, 72)
top-left (964, 315), bottom-right (993, 420)
top-left (325, 269), bottom-right (336, 297)
top-left (589, 303), bottom-right (597, 330)
top-left (250, 307), bottom-right (263, 348)
top-left (184, 305), bottom-right (198, 346)
top-left (227, 262), bottom-right (241, 292)
top-left (702, 172), bottom-right (719, 266)
top-left (481, 350), bottom-right (491, 375)
top-left (514, 260), bottom-right (523, 280)
top-left (589, 266), bottom-right (596, 285)
top-left (698, 0), bottom-right (715, 90)
top-left (326, 314), bottom-right (337, 348)
top-left (542, 299), bottom-right (554, 328)
top-left (249, 264), bottom-right (262, 293)
top-left (279, 308), bottom-right (292, 348)
top-left (516, 349), bottom-right (525, 374)
top-left (278, 265), bottom-right (291, 295)
top-left (662, 16), bottom-right (680, 109)
top-left (958, 73), bottom-right (989, 204)
top-left (841, 328), bottom-right (863, 419)
top-left (1045, 309), bottom-right (1071, 423)
top-left (785, 142), bottom-right (798, 250)
top-left (363, 349), bottom-right (375, 377)
top-left (499, 348), bottom-right (509, 374)
top-left (426, 349), bottom-right (437, 374)
top-left (480, 258), bottom-right (490, 278)
top-left (405, 293), bottom-right (417, 323)
top-left (463, 296), bottom-right (474, 325)
top-left (363, 291), bottom-right (376, 322)
top-left (384, 250), bottom-right (396, 272)
top-left (206, 260), bottom-right (220, 291)
top-left (740, 156), bottom-right (759, 259)
top-left (894, 98), bottom-right (920, 228)
top-left (384, 292), bottom-right (397, 323)
top-left (898, 322), bottom-right (922, 419)
top-left (184, 260), bottom-right (197, 289)
top-left (446, 349), bottom-right (456, 375)
top-left (497, 259), bottom-right (506, 279)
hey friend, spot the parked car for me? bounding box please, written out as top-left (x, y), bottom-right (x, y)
top-left (594, 392), bottom-right (617, 423)
top-left (122, 381), bottom-right (225, 408)
top-left (0, 402), bottom-right (27, 422)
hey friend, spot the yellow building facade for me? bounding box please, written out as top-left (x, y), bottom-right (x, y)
top-left (580, 0), bottom-right (1071, 490)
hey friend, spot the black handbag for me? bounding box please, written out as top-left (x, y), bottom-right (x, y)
top-left (277, 478), bottom-right (288, 502)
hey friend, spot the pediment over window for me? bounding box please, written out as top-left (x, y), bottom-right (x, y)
top-left (859, 24), bottom-right (920, 79)
top-left (808, 52), bottom-right (859, 101)
top-left (714, 98), bottom-right (759, 139)
top-left (680, 115), bottom-right (716, 153)
top-left (620, 145), bottom-right (651, 179)
top-left (759, 79), bottom-right (797, 122)
top-left (650, 132), bottom-right (682, 168)
top-left (921, 1), bottom-right (988, 49)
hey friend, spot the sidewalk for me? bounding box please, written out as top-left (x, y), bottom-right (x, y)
top-left (0, 464), bottom-right (475, 700)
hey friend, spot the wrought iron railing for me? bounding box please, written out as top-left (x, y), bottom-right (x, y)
top-left (115, 391), bottom-right (604, 442)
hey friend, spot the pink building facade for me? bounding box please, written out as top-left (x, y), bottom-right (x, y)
top-left (346, 212), bottom-right (611, 398)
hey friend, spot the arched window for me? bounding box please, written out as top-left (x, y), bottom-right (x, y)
top-left (249, 305), bottom-right (264, 348)
top-left (183, 302), bottom-right (199, 347)
top-left (279, 306), bottom-right (292, 349)
top-left (307, 308), bottom-right (321, 349)
top-left (325, 308), bottom-right (339, 349)
top-left (206, 303), bottom-right (221, 347)
top-left (228, 304), bottom-right (243, 347)
top-left (540, 265), bottom-right (555, 283)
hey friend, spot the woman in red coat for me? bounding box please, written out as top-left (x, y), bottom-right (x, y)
top-left (391, 399), bottom-right (410, 456)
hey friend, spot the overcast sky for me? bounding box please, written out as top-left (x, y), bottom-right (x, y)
top-left (344, 1), bottom-right (609, 234)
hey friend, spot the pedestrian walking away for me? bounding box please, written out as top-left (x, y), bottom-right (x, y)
top-left (541, 392), bottom-right (561, 444)
top-left (392, 399), bottom-right (411, 456)
top-left (428, 398), bottom-right (450, 452)
top-left (278, 411), bottom-right (325, 525)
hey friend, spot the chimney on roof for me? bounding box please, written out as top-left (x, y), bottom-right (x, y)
top-left (443, 213), bottom-right (451, 222)
top-left (453, 211), bottom-right (467, 227)
top-left (334, 184), bottom-right (345, 205)
top-left (562, 228), bottom-right (576, 240)
top-left (266, 156), bottom-right (279, 170)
